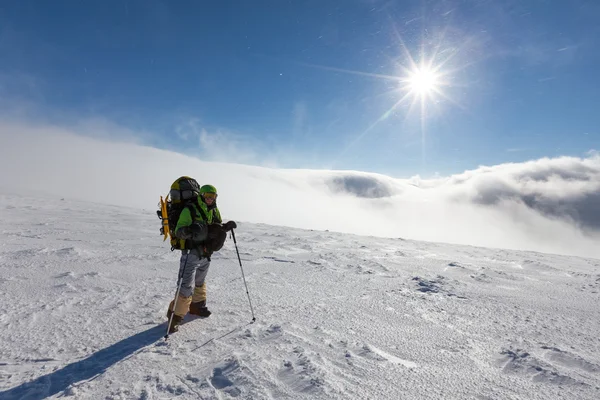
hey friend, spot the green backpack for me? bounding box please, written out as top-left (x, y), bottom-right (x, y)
top-left (157, 176), bottom-right (207, 250)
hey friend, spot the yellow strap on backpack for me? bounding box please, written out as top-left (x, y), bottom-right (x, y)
top-left (160, 195), bottom-right (170, 241)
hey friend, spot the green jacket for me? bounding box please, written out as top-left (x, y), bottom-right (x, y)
top-left (174, 199), bottom-right (222, 250)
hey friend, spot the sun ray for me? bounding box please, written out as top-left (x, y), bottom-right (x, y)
top-left (298, 61), bottom-right (402, 83)
top-left (330, 92), bottom-right (412, 166)
top-left (391, 24), bottom-right (419, 73)
top-left (431, 87), bottom-right (469, 112)
top-left (299, 19), bottom-right (477, 169)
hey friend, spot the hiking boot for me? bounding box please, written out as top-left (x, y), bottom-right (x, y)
top-left (166, 295), bottom-right (192, 319)
top-left (168, 315), bottom-right (183, 334)
top-left (189, 301), bottom-right (212, 317)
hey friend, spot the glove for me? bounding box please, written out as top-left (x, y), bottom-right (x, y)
top-left (190, 223), bottom-right (204, 235)
top-left (207, 223), bottom-right (225, 239)
top-left (206, 223), bottom-right (227, 253)
top-left (178, 222), bottom-right (207, 241)
top-left (223, 221), bottom-right (237, 232)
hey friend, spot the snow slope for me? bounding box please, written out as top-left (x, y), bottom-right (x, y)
top-left (1, 192), bottom-right (599, 399)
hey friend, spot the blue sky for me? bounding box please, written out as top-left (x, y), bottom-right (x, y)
top-left (1, 0), bottom-right (599, 177)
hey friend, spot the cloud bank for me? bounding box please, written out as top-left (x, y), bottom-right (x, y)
top-left (1, 119), bottom-right (599, 259)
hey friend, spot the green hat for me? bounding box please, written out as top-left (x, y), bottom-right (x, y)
top-left (199, 184), bottom-right (217, 194)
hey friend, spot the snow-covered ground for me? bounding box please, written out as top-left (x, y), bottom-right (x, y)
top-left (1, 192), bottom-right (599, 399)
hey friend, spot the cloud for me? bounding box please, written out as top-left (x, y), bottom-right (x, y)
top-left (172, 118), bottom-right (286, 168)
top-left (197, 128), bottom-right (258, 164)
top-left (444, 156), bottom-right (600, 232)
top-left (326, 173), bottom-right (397, 198)
top-left (1, 119), bottom-right (599, 259)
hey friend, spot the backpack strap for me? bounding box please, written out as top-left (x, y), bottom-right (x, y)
top-left (185, 202), bottom-right (208, 223)
top-left (182, 202), bottom-right (211, 255)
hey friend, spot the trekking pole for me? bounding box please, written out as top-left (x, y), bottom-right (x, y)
top-left (165, 253), bottom-right (188, 339)
top-left (231, 229), bottom-right (256, 322)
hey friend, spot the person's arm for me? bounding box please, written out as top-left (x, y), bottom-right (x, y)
top-left (175, 207), bottom-right (208, 241)
top-left (214, 206), bottom-right (237, 231)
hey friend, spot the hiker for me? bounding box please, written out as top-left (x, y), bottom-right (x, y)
top-left (166, 184), bottom-right (237, 333)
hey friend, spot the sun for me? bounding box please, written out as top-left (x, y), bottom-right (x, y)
top-left (406, 67), bottom-right (440, 96)
top-left (300, 30), bottom-right (466, 167)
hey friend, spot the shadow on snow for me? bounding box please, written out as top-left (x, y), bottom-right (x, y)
top-left (0, 324), bottom-right (166, 400)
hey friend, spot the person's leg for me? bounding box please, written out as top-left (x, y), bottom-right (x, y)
top-left (189, 255), bottom-right (211, 317)
top-left (167, 250), bottom-right (203, 331)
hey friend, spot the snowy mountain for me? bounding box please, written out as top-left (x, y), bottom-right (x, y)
top-left (1, 192), bottom-right (599, 399)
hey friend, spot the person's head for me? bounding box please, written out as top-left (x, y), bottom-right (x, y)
top-left (199, 184), bottom-right (217, 205)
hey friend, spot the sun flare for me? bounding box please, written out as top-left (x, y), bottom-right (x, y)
top-left (305, 28), bottom-right (465, 166)
top-left (406, 67), bottom-right (440, 96)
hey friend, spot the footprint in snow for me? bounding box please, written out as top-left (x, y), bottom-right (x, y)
top-left (412, 276), bottom-right (442, 293)
top-left (447, 262), bottom-right (463, 268)
top-left (278, 347), bottom-right (326, 394)
top-left (54, 271), bottom-right (76, 279)
top-left (412, 276), bottom-right (467, 299)
top-left (541, 346), bottom-right (599, 373)
top-left (210, 359), bottom-right (242, 397)
top-left (496, 348), bottom-right (587, 386)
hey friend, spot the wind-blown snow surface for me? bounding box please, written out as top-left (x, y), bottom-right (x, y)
top-left (1, 192), bottom-right (599, 399)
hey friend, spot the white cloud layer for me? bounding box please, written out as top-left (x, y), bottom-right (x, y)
top-left (1, 119), bottom-right (599, 258)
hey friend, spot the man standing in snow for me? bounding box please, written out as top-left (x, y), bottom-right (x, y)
top-left (166, 184), bottom-right (237, 333)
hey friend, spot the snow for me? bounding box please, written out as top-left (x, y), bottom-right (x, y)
top-left (1, 192), bottom-right (599, 399)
